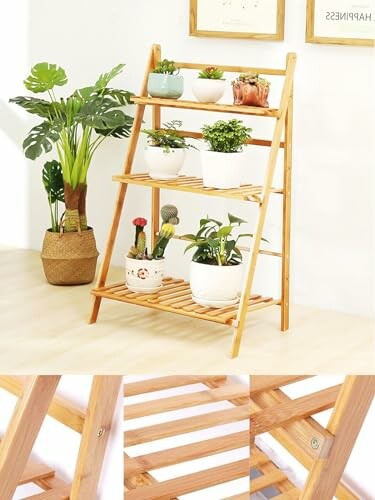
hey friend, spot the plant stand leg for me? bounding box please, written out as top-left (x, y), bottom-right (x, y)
top-left (230, 321), bottom-right (246, 359)
top-left (281, 90), bottom-right (293, 332)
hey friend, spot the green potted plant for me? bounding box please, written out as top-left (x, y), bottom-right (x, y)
top-left (10, 62), bottom-right (134, 285)
top-left (200, 119), bottom-right (252, 189)
top-left (184, 213), bottom-right (265, 307)
top-left (147, 59), bottom-right (183, 99)
top-left (142, 120), bottom-right (195, 179)
top-left (232, 73), bottom-right (270, 107)
top-left (125, 204), bottom-right (180, 292)
top-left (192, 66), bottom-right (225, 103)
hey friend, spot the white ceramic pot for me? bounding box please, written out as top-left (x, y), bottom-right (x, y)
top-left (144, 146), bottom-right (186, 180)
top-left (125, 256), bottom-right (165, 293)
top-left (200, 149), bottom-right (247, 189)
top-left (192, 79), bottom-right (226, 103)
top-left (190, 261), bottom-right (243, 307)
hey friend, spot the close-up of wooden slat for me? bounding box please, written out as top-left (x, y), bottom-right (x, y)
top-left (250, 375), bottom-right (374, 499)
top-left (0, 375), bottom-right (121, 500)
top-left (124, 375), bottom-right (250, 498)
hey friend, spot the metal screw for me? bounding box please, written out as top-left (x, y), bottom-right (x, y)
top-left (97, 428), bottom-right (105, 438)
top-left (311, 437), bottom-right (320, 450)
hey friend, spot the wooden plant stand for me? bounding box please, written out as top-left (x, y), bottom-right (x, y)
top-left (250, 375), bottom-right (375, 499)
top-left (124, 375), bottom-right (250, 499)
top-left (0, 375), bottom-right (122, 500)
top-left (89, 44), bottom-right (296, 358)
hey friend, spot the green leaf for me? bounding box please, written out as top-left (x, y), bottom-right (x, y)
top-left (23, 120), bottom-right (63, 160)
top-left (207, 239), bottom-right (220, 248)
top-left (95, 114), bottom-right (133, 138)
top-left (42, 160), bottom-right (64, 203)
top-left (228, 213), bottom-right (247, 225)
top-left (217, 225), bottom-right (233, 238)
top-left (94, 64), bottom-right (125, 90)
top-left (200, 217), bottom-right (222, 227)
top-left (9, 96), bottom-right (54, 119)
top-left (102, 88), bottom-right (134, 105)
top-left (75, 97), bottom-right (125, 129)
top-left (73, 86), bottom-right (96, 101)
top-left (181, 234), bottom-right (197, 241)
top-left (24, 63), bottom-right (67, 93)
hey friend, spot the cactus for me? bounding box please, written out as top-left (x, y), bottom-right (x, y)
top-left (160, 204), bottom-right (180, 225)
top-left (152, 223), bottom-right (175, 259)
top-left (136, 231), bottom-right (146, 257)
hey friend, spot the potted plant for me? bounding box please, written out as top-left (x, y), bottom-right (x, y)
top-left (192, 66), bottom-right (225, 103)
top-left (125, 205), bottom-right (179, 292)
top-left (10, 62), bottom-right (134, 285)
top-left (142, 120), bottom-right (195, 179)
top-left (200, 119), bottom-right (252, 189)
top-left (147, 59), bottom-right (183, 99)
top-left (184, 213), bottom-right (265, 307)
top-left (232, 73), bottom-right (270, 108)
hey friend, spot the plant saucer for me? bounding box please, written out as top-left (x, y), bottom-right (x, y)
top-left (192, 295), bottom-right (239, 309)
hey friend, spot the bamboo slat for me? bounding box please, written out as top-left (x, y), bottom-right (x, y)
top-left (124, 375), bottom-right (250, 498)
top-left (92, 278), bottom-right (277, 326)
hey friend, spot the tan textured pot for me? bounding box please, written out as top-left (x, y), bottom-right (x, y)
top-left (41, 228), bottom-right (99, 285)
top-left (232, 81), bottom-right (269, 107)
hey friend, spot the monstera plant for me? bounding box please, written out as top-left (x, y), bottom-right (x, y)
top-left (10, 62), bottom-right (134, 285)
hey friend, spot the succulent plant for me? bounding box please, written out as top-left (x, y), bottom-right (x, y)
top-left (198, 66), bottom-right (224, 80)
top-left (235, 73), bottom-right (270, 87)
top-left (152, 223), bottom-right (175, 259)
top-left (152, 59), bottom-right (179, 75)
top-left (161, 204), bottom-right (180, 225)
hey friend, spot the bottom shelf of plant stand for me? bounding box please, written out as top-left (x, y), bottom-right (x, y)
top-left (91, 277), bottom-right (280, 325)
top-left (251, 445), bottom-right (300, 498)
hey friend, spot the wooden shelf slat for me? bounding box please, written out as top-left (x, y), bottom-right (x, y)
top-left (24, 486), bottom-right (70, 499)
top-left (125, 459), bottom-right (249, 500)
top-left (112, 173), bottom-right (276, 202)
top-left (125, 383), bottom-right (249, 419)
top-left (125, 404), bottom-right (249, 446)
top-left (132, 95), bottom-right (280, 117)
top-left (124, 430), bottom-right (248, 479)
top-left (250, 470), bottom-right (287, 493)
top-left (273, 488), bottom-right (301, 499)
top-left (251, 376), bottom-right (312, 394)
top-left (124, 375), bottom-right (226, 396)
top-left (92, 278), bottom-right (279, 326)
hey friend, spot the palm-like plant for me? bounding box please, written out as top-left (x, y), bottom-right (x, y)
top-left (10, 62), bottom-right (134, 232)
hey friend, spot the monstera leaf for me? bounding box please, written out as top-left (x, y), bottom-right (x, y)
top-left (42, 160), bottom-right (64, 203)
top-left (94, 64), bottom-right (125, 91)
top-left (24, 63), bottom-right (68, 93)
top-left (101, 88), bottom-right (133, 105)
top-left (75, 96), bottom-right (125, 130)
top-left (9, 96), bottom-right (56, 118)
top-left (23, 120), bottom-right (63, 160)
top-left (95, 114), bottom-right (133, 138)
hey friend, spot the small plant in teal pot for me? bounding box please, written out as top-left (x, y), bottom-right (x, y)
top-left (147, 59), bottom-right (184, 99)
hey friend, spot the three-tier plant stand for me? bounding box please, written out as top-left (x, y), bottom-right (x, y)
top-left (89, 44), bottom-right (296, 358)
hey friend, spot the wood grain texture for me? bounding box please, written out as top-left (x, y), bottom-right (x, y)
top-left (251, 375), bottom-right (311, 394)
top-left (124, 375), bottom-right (226, 396)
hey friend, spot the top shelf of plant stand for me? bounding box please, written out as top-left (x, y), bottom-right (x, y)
top-left (131, 96), bottom-right (280, 118)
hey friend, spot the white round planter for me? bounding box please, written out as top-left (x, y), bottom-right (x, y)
top-left (125, 256), bottom-right (165, 293)
top-left (200, 149), bottom-right (247, 189)
top-left (190, 261), bottom-right (243, 307)
top-left (192, 79), bottom-right (226, 103)
top-left (144, 146), bottom-right (186, 180)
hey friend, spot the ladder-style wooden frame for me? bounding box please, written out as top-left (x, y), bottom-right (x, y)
top-left (89, 44), bottom-right (296, 358)
top-left (250, 375), bottom-right (375, 499)
top-left (0, 375), bottom-right (122, 500)
top-left (124, 375), bottom-right (250, 499)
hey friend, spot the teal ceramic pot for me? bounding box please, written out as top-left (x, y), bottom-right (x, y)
top-left (147, 73), bottom-right (184, 99)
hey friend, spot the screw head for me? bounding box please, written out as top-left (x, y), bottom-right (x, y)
top-left (97, 428), bottom-right (105, 438)
top-left (311, 437), bottom-right (320, 450)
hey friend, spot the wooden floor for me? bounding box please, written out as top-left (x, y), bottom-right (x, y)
top-left (0, 248), bottom-right (373, 374)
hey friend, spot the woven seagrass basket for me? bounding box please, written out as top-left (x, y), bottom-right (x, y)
top-left (41, 228), bottom-right (99, 285)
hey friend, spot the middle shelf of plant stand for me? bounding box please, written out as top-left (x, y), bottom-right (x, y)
top-left (91, 277), bottom-right (279, 325)
top-left (113, 173), bottom-right (283, 202)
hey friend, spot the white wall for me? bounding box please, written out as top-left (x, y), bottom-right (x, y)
top-left (0, 0), bottom-right (373, 316)
top-left (0, 376), bottom-right (123, 500)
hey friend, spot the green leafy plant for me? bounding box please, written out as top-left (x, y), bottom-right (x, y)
top-left (184, 213), bottom-right (267, 266)
top-left (127, 205), bottom-right (180, 260)
top-left (152, 59), bottom-right (179, 75)
top-left (201, 119), bottom-right (252, 153)
top-left (10, 62), bottom-right (134, 232)
top-left (198, 66), bottom-right (224, 80)
top-left (142, 120), bottom-right (195, 152)
top-left (235, 73), bottom-right (270, 88)
top-left (42, 160), bottom-right (64, 232)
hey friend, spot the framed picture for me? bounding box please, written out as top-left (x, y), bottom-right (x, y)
top-left (189, 0), bottom-right (285, 41)
top-left (306, 0), bottom-right (375, 46)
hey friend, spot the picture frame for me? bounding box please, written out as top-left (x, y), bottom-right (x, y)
top-left (306, 0), bottom-right (375, 47)
top-left (189, 0), bottom-right (285, 41)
